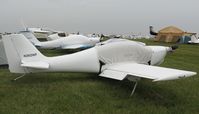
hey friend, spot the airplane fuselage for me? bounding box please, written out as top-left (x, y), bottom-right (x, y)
top-left (24, 41), bottom-right (169, 73)
top-left (36, 35), bottom-right (100, 49)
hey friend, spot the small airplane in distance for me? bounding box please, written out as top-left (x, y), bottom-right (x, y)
top-left (188, 35), bottom-right (199, 44)
top-left (149, 26), bottom-right (158, 36)
top-left (47, 32), bottom-right (101, 41)
top-left (26, 27), bottom-right (53, 34)
top-left (20, 31), bottom-right (100, 49)
top-left (20, 19), bottom-right (60, 34)
top-left (24, 27), bottom-right (62, 34)
top-left (2, 34), bottom-right (197, 95)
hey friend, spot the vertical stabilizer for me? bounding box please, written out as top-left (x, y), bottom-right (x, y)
top-left (19, 31), bottom-right (41, 45)
top-left (191, 35), bottom-right (198, 42)
top-left (2, 34), bottom-right (46, 73)
top-left (149, 26), bottom-right (158, 36)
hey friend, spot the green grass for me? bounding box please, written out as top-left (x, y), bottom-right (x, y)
top-left (0, 39), bottom-right (199, 114)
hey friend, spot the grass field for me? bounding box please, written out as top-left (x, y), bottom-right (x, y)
top-left (0, 39), bottom-right (199, 114)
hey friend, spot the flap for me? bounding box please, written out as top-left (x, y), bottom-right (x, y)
top-left (99, 69), bottom-right (127, 80)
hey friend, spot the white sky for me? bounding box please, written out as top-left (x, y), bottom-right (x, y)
top-left (0, 0), bottom-right (199, 34)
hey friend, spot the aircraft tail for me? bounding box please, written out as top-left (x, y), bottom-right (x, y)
top-left (149, 26), bottom-right (158, 36)
top-left (2, 34), bottom-right (46, 73)
top-left (19, 31), bottom-right (41, 45)
top-left (191, 35), bottom-right (198, 42)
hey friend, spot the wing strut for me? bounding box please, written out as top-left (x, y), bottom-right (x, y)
top-left (130, 81), bottom-right (138, 96)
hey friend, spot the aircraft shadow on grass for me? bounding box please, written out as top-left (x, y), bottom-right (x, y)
top-left (11, 73), bottom-right (182, 107)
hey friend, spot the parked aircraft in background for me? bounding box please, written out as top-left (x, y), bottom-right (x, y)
top-left (23, 27), bottom-right (61, 40)
top-left (188, 35), bottom-right (199, 44)
top-left (20, 31), bottom-right (100, 49)
top-left (24, 27), bottom-right (63, 34)
top-left (149, 26), bottom-right (158, 36)
top-left (2, 34), bottom-right (197, 95)
top-left (26, 27), bottom-right (52, 34)
top-left (47, 33), bottom-right (101, 41)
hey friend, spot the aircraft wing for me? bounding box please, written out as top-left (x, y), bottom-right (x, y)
top-left (61, 44), bottom-right (92, 49)
top-left (188, 41), bottom-right (199, 44)
top-left (21, 61), bottom-right (49, 69)
top-left (99, 63), bottom-right (196, 82)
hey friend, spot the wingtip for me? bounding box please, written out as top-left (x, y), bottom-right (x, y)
top-left (153, 71), bottom-right (197, 82)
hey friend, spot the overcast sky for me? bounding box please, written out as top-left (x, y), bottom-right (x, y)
top-left (0, 0), bottom-right (199, 34)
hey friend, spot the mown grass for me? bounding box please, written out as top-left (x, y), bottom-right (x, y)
top-left (0, 39), bottom-right (199, 114)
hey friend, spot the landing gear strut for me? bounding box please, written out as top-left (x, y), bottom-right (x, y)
top-left (127, 76), bottom-right (140, 96)
top-left (130, 81), bottom-right (138, 96)
top-left (13, 74), bottom-right (26, 81)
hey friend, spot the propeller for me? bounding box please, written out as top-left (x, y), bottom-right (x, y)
top-left (171, 45), bottom-right (179, 51)
top-left (168, 45), bottom-right (179, 52)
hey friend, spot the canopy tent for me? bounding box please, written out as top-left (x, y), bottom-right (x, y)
top-left (179, 36), bottom-right (191, 44)
top-left (159, 26), bottom-right (184, 34)
top-left (155, 26), bottom-right (184, 43)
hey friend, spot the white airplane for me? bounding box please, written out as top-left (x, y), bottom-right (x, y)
top-left (2, 34), bottom-right (197, 95)
top-left (26, 28), bottom-right (51, 34)
top-left (188, 35), bottom-right (199, 44)
top-left (20, 31), bottom-right (100, 49)
top-left (25, 27), bottom-right (62, 34)
top-left (47, 33), bottom-right (101, 41)
top-left (3, 34), bottom-right (197, 94)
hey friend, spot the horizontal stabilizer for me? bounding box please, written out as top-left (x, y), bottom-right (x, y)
top-left (21, 61), bottom-right (49, 69)
top-left (99, 63), bottom-right (197, 81)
